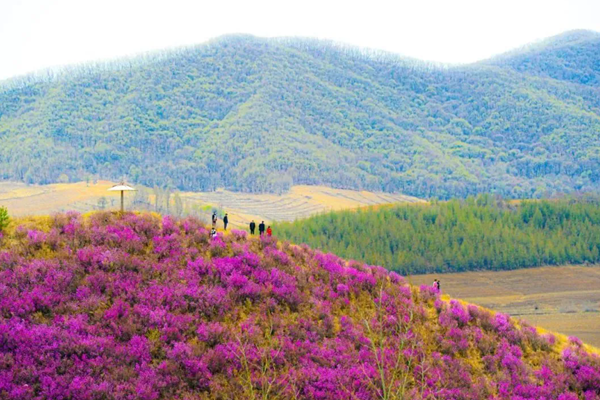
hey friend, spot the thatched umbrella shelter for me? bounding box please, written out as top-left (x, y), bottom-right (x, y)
top-left (108, 183), bottom-right (136, 212)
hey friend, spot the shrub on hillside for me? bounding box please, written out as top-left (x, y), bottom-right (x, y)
top-left (0, 206), bottom-right (9, 232)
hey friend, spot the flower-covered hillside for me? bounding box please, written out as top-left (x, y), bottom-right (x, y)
top-left (0, 211), bottom-right (599, 399)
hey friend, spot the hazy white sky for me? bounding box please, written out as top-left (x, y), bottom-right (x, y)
top-left (1, 0), bottom-right (599, 81)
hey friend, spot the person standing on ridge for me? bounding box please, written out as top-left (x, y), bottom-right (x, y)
top-left (223, 213), bottom-right (229, 231)
top-left (212, 212), bottom-right (217, 228)
top-left (259, 221), bottom-right (266, 236)
top-left (267, 226), bottom-right (272, 237)
top-left (249, 220), bottom-right (256, 235)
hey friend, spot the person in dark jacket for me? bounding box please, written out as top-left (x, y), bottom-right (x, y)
top-left (211, 212), bottom-right (217, 228)
top-left (249, 220), bottom-right (256, 235)
top-left (223, 213), bottom-right (229, 230)
top-left (258, 221), bottom-right (266, 236)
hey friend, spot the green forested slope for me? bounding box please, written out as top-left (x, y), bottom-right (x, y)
top-left (273, 195), bottom-right (600, 274)
top-left (1, 31), bottom-right (599, 198)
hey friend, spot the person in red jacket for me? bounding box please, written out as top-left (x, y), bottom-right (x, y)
top-left (266, 226), bottom-right (272, 237)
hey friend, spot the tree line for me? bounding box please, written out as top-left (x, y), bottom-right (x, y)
top-left (273, 195), bottom-right (600, 275)
top-left (95, 186), bottom-right (220, 223)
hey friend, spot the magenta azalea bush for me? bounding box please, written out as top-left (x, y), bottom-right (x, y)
top-left (0, 211), bottom-right (599, 399)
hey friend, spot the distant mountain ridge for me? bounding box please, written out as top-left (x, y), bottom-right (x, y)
top-left (484, 30), bottom-right (600, 85)
top-left (0, 31), bottom-right (599, 198)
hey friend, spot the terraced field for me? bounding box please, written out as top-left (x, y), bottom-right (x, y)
top-left (0, 181), bottom-right (422, 225)
top-left (181, 185), bottom-right (422, 225)
top-left (411, 266), bottom-right (600, 347)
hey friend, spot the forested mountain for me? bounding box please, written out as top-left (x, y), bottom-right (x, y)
top-left (1, 31), bottom-right (599, 198)
top-left (273, 195), bottom-right (600, 275)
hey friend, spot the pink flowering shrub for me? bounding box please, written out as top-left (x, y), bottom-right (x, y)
top-left (0, 211), bottom-right (598, 399)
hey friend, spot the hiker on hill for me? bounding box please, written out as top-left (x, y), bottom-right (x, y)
top-left (223, 213), bottom-right (229, 230)
top-left (267, 226), bottom-right (272, 237)
top-left (259, 221), bottom-right (266, 236)
top-left (249, 220), bottom-right (256, 235)
top-left (212, 212), bottom-right (217, 228)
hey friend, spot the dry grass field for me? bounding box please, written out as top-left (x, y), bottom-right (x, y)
top-left (411, 266), bottom-right (600, 347)
top-left (0, 181), bottom-right (117, 215)
top-left (0, 181), bottom-right (422, 225)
